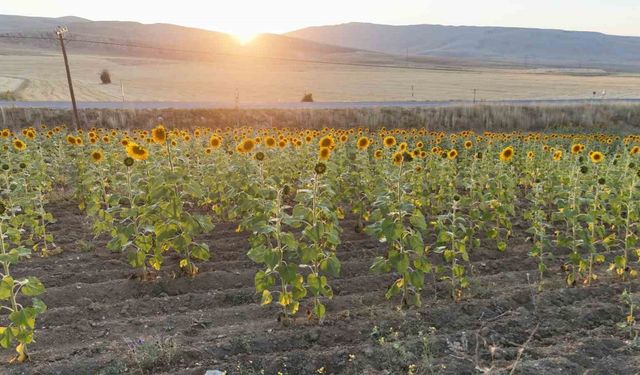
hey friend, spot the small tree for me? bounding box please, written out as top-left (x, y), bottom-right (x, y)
top-left (100, 69), bottom-right (112, 84)
top-left (301, 92), bottom-right (314, 102)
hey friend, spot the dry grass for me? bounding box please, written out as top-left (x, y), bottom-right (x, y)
top-left (1, 51), bottom-right (640, 102)
top-left (3, 104), bottom-right (640, 134)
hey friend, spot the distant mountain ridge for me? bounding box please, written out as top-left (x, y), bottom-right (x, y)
top-left (3, 15), bottom-right (640, 71)
top-left (0, 15), bottom-right (90, 33)
top-left (0, 14), bottom-right (360, 61)
top-left (287, 22), bottom-right (640, 71)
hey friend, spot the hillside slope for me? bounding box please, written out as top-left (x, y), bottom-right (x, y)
top-left (287, 22), bottom-right (640, 70)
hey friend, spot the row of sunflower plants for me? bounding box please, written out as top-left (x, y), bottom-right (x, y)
top-left (0, 129), bottom-right (52, 363)
top-left (76, 126), bottom-right (214, 279)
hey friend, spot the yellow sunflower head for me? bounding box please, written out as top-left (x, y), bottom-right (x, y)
top-left (392, 151), bottom-right (404, 166)
top-left (91, 150), bottom-right (104, 163)
top-left (499, 146), bottom-right (514, 161)
top-left (265, 136), bottom-right (276, 148)
top-left (12, 138), bottom-right (26, 151)
top-left (383, 136), bottom-right (396, 148)
top-left (319, 147), bottom-right (332, 160)
top-left (126, 142), bottom-right (149, 161)
top-left (238, 138), bottom-right (256, 154)
top-left (151, 125), bottom-right (167, 144)
top-left (356, 136), bottom-right (370, 150)
top-left (553, 150), bottom-right (563, 161)
top-left (209, 135), bottom-right (222, 149)
top-left (318, 135), bottom-right (335, 149)
top-left (590, 151), bottom-right (604, 163)
top-left (571, 144), bottom-right (583, 154)
top-left (447, 149), bottom-right (458, 160)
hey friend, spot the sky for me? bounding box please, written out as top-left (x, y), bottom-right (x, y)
top-left (2, 0), bottom-right (640, 40)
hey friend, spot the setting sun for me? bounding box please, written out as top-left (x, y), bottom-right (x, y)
top-left (233, 31), bottom-right (258, 45)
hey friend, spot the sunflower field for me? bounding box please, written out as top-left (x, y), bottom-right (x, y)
top-left (1, 123), bottom-right (640, 369)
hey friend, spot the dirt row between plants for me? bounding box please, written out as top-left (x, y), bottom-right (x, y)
top-left (4, 198), bottom-right (640, 375)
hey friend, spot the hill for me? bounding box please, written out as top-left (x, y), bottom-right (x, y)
top-left (287, 22), bottom-right (640, 71)
top-left (0, 14), bottom-right (361, 61)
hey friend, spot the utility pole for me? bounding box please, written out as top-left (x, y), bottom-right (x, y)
top-left (56, 26), bottom-right (80, 129)
top-left (120, 81), bottom-right (125, 102)
top-left (473, 88), bottom-right (477, 104)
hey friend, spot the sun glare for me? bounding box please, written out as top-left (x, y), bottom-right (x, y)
top-left (234, 31), bottom-right (258, 46)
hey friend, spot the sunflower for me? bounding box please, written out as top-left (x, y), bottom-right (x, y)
top-left (464, 140), bottom-right (473, 149)
top-left (91, 150), bottom-right (104, 163)
top-left (278, 140), bottom-right (287, 149)
top-left (75, 136), bottom-right (83, 146)
top-left (126, 143), bottom-right (149, 161)
top-left (67, 135), bottom-right (77, 145)
top-left (12, 138), bottom-right (26, 151)
top-left (590, 151), bottom-right (604, 163)
top-left (383, 136), bottom-right (396, 148)
top-left (25, 130), bottom-right (36, 140)
top-left (398, 142), bottom-right (408, 152)
top-left (318, 135), bottom-right (335, 149)
top-left (319, 147), bottom-right (332, 160)
top-left (265, 136), bottom-right (276, 148)
top-left (314, 162), bottom-right (327, 174)
top-left (527, 151), bottom-right (535, 159)
top-left (392, 151), bottom-right (404, 166)
top-left (209, 135), bottom-right (222, 149)
top-left (571, 144), bottom-right (583, 154)
top-left (447, 149), bottom-right (458, 160)
top-left (553, 150), bottom-right (563, 161)
top-left (630, 146), bottom-right (640, 156)
top-left (356, 136), bottom-right (370, 150)
top-left (124, 157), bottom-right (134, 167)
top-left (238, 138), bottom-right (256, 154)
top-left (151, 125), bottom-right (167, 144)
top-left (499, 146), bottom-right (514, 161)
top-left (374, 149), bottom-right (383, 159)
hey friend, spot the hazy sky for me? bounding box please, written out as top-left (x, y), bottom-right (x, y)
top-left (2, 0), bottom-right (640, 38)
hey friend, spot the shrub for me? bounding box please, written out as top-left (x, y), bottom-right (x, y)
top-left (100, 69), bottom-right (112, 84)
top-left (301, 92), bottom-right (314, 102)
top-left (0, 91), bottom-right (17, 101)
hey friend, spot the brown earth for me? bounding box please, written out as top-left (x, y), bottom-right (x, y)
top-left (3, 198), bottom-right (640, 375)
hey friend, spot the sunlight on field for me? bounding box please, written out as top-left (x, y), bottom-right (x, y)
top-left (2, 52), bottom-right (640, 102)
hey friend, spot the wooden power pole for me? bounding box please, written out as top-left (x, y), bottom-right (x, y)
top-left (56, 26), bottom-right (80, 129)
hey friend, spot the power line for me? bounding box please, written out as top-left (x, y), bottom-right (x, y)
top-left (0, 33), bottom-right (460, 72)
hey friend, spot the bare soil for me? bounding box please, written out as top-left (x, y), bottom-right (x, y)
top-left (3, 198), bottom-right (640, 375)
